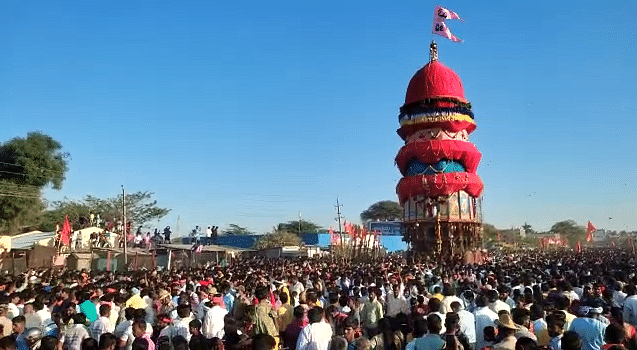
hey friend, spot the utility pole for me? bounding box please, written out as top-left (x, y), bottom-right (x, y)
top-left (122, 186), bottom-right (127, 266)
top-left (335, 197), bottom-right (344, 244)
top-left (298, 212), bottom-right (302, 235)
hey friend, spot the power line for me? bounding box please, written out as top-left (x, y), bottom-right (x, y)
top-left (0, 192), bottom-right (40, 199)
top-left (0, 169), bottom-right (63, 180)
top-left (0, 181), bottom-right (42, 190)
top-left (0, 161), bottom-right (67, 175)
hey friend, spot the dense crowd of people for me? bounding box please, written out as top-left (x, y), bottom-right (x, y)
top-left (0, 248), bottom-right (636, 350)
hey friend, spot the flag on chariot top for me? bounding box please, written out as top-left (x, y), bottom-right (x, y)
top-left (432, 5), bottom-right (463, 42)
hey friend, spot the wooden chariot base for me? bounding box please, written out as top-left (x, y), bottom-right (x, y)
top-left (403, 221), bottom-right (484, 263)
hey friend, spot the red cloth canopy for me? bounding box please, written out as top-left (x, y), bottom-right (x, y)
top-left (395, 139), bottom-right (482, 175)
top-left (404, 61), bottom-right (467, 105)
top-left (396, 172), bottom-right (484, 204)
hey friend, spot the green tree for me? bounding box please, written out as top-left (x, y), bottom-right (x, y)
top-left (222, 224), bottom-right (254, 235)
top-left (482, 223), bottom-right (499, 241)
top-left (0, 132), bottom-right (69, 234)
top-left (274, 220), bottom-right (323, 235)
top-left (253, 230), bottom-right (303, 250)
top-left (550, 220), bottom-right (586, 246)
top-left (550, 220), bottom-right (584, 235)
top-left (40, 199), bottom-right (92, 232)
top-left (42, 191), bottom-right (170, 231)
top-left (360, 201), bottom-right (403, 222)
top-left (522, 222), bottom-right (535, 235)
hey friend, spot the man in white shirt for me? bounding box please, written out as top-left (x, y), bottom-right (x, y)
top-left (171, 304), bottom-right (194, 341)
top-left (296, 307), bottom-right (333, 350)
top-left (441, 285), bottom-right (465, 314)
top-left (114, 308), bottom-right (134, 338)
top-left (290, 277), bottom-right (305, 297)
top-left (7, 293), bottom-right (21, 320)
top-left (63, 314), bottom-right (90, 350)
top-left (202, 297), bottom-right (228, 339)
top-left (487, 290), bottom-right (510, 314)
top-left (451, 301), bottom-right (476, 349)
top-left (474, 295), bottom-right (498, 350)
top-left (90, 304), bottom-right (113, 341)
top-left (386, 283), bottom-right (410, 318)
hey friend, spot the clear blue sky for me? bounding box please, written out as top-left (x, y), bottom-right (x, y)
top-left (1, 0), bottom-right (636, 236)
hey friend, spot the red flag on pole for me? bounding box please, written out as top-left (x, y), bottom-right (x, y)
top-left (576, 240), bottom-right (582, 253)
top-left (586, 221), bottom-right (596, 242)
top-left (60, 215), bottom-right (72, 247)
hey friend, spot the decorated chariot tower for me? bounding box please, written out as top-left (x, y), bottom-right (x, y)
top-left (396, 42), bottom-right (484, 260)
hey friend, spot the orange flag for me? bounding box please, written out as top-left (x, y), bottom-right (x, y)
top-left (576, 240), bottom-right (582, 253)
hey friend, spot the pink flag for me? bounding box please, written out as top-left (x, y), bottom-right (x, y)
top-left (434, 5), bottom-right (462, 21)
top-left (432, 5), bottom-right (463, 42)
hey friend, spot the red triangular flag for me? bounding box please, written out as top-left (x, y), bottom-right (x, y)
top-left (586, 221), bottom-right (596, 242)
top-left (60, 215), bottom-right (72, 247)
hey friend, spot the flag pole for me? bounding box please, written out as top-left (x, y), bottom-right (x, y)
top-left (122, 186), bottom-right (127, 267)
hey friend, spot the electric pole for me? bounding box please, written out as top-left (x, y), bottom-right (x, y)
top-left (335, 197), bottom-right (344, 244)
top-left (298, 212), bottom-right (302, 235)
top-left (122, 186), bottom-right (127, 266)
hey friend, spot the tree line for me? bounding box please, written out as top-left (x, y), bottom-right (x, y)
top-left (0, 132), bottom-right (170, 235)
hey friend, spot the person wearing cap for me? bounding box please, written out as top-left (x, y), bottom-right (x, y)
top-left (568, 305), bottom-right (608, 350)
top-left (156, 289), bottom-right (174, 316)
top-left (493, 313), bottom-right (517, 350)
